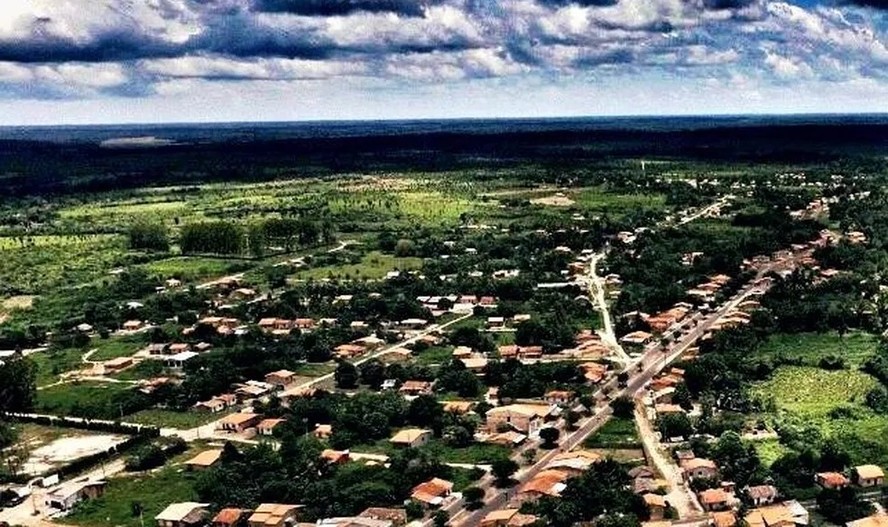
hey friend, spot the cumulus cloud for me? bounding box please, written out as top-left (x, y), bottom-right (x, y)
top-left (0, 0), bottom-right (883, 103)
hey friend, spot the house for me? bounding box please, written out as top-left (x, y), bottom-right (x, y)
top-left (745, 485), bottom-right (779, 506)
top-left (853, 465), bottom-right (885, 487)
top-left (745, 501), bottom-right (810, 527)
top-left (321, 449), bottom-right (350, 464)
top-left (480, 509), bottom-right (538, 527)
top-left (294, 318), bottom-right (316, 331)
top-left (358, 507), bottom-right (408, 526)
top-left (847, 515), bottom-right (888, 527)
top-left (410, 478), bottom-right (453, 507)
top-left (620, 330), bottom-right (653, 348)
top-left (452, 346), bottom-right (474, 359)
top-left (265, 369), bottom-right (297, 388)
top-left (257, 418), bottom-right (286, 436)
top-left (711, 511), bottom-right (737, 527)
top-left (195, 342), bottom-right (213, 352)
top-left (165, 351), bottom-right (198, 370)
top-left (44, 480), bottom-right (106, 511)
top-left (816, 471), bottom-right (849, 489)
top-left (399, 380), bottom-right (433, 396)
top-left (155, 502), bottom-right (209, 527)
top-left (390, 428), bottom-right (432, 448)
top-left (486, 404), bottom-right (554, 437)
top-left (212, 508), bottom-right (249, 527)
top-left (217, 412), bottom-right (262, 433)
top-left (231, 288), bottom-right (257, 300)
top-left (698, 488), bottom-right (733, 512)
top-left (334, 344), bottom-right (366, 359)
top-left (184, 449), bottom-right (223, 471)
top-left (487, 316), bottom-right (506, 329)
top-left (123, 319), bottom-right (144, 331)
top-left (462, 357), bottom-right (489, 372)
top-left (169, 343), bottom-right (191, 354)
top-left (543, 450), bottom-right (602, 476)
top-left (400, 318), bottom-right (428, 330)
top-left (680, 458), bottom-right (718, 481)
top-left (487, 431), bottom-right (528, 446)
top-left (518, 469), bottom-right (569, 499)
top-left (247, 504), bottom-right (302, 527)
top-left (581, 362), bottom-right (608, 383)
top-left (193, 394), bottom-right (236, 413)
top-left (544, 390), bottom-right (574, 405)
top-left (442, 401), bottom-right (475, 414)
top-left (643, 493), bottom-right (668, 520)
top-left (101, 356), bottom-right (134, 374)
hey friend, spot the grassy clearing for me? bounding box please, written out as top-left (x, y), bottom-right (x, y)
top-left (142, 256), bottom-right (249, 282)
top-left (36, 381), bottom-right (134, 418)
top-left (355, 438), bottom-right (510, 464)
top-left (584, 417), bottom-right (641, 449)
top-left (292, 362), bottom-right (335, 377)
top-left (125, 408), bottom-right (231, 429)
top-left (0, 234), bottom-right (129, 294)
top-left (31, 348), bottom-right (87, 386)
top-left (292, 251), bottom-right (423, 281)
top-left (91, 335), bottom-right (147, 361)
top-left (414, 346), bottom-right (454, 366)
top-left (572, 189), bottom-right (667, 217)
top-left (750, 366), bottom-right (877, 416)
top-left (756, 332), bottom-right (877, 368)
top-left (65, 465), bottom-right (198, 527)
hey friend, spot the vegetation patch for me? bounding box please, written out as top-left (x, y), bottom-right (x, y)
top-left (756, 331), bottom-right (877, 368)
top-left (583, 417), bottom-right (641, 449)
top-left (750, 366), bottom-right (877, 417)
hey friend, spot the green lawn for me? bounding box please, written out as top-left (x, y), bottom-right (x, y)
top-left (125, 408), bottom-right (231, 429)
top-left (584, 417), bottom-right (642, 449)
top-left (91, 334), bottom-right (148, 361)
top-left (142, 256), bottom-right (249, 282)
top-left (36, 381), bottom-right (135, 419)
top-left (750, 366), bottom-right (877, 417)
top-left (292, 250), bottom-right (423, 281)
top-left (354, 438), bottom-right (510, 464)
top-left (65, 465), bottom-right (198, 527)
top-left (414, 346), bottom-right (454, 366)
top-left (292, 362), bottom-right (336, 377)
top-left (756, 332), bottom-right (878, 368)
top-left (30, 347), bottom-right (86, 386)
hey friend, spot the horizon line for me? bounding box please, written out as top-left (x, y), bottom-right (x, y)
top-left (2, 111), bottom-right (888, 130)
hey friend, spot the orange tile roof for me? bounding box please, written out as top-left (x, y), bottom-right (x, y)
top-left (212, 508), bottom-right (247, 525)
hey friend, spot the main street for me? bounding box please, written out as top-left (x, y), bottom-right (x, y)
top-left (450, 234), bottom-right (792, 527)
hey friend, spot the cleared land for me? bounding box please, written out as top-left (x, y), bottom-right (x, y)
top-left (756, 331), bottom-right (877, 368)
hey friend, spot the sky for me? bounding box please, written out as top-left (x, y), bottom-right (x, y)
top-left (0, 0), bottom-right (885, 125)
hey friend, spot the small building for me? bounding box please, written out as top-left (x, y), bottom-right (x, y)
top-left (620, 330), bottom-right (653, 348)
top-left (544, 390), bottom-right (574, 405)
top-left (101, 356), bottom-right (134, 374)
top-left (518, 469), bottom-right (569, 499)
top-left (358, 507), bottom-right (408, 526)
top-left (486, 404), bottom-right (555, 437)
top-left (168, 343), bottom-right (191, 354)
top-left (399, 380), bottom-right (433, 396)
top-left (314, 423), bottom-right (333, 439)
top-left (846, 514), bottom-right (888, 527)
top-left (265, 369), bottom-right (297, 388)
top-left (155, 502), bottom-right (209, 527)
top-left (217, 412), bottom-right (262, 433)
top-left (698, 488), bottom-right (732, 512)
top-left (44, 480), bottom-right (106, 511)
top-left (853, 465), bottom-right (885, 487)
top-left (745, 485), bottom-right (779, 506)
top-left (390, 428), bottom-right (432, 448)
top-left (321, 449), bottom-right (350, 464)
top-left (257, 418), bottom-right (287, 436)
top-left (410, 478), bottom-right (453, 507)
top-left (123, 320), bottom-right (144, 331)
top-left (212, 508), bottom-right (249, 527)
top-left (247, 503), bottom-right (302, 527)
top-left (480, 509), bottom-right (538, 527)
top-left (680, 458), bottom-right (718, 481)
top-left (184, 449), bottom-right (223, 471)
top-left (543, 450), bottom-right (602, 476)
top-left (165, 351), bottom-right (198, 371)
top-left (643, 493), bottom-right (667, 521)
top-left (815, 471), bottom-right (849, 489)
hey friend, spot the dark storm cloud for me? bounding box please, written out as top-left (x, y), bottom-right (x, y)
top-left (701, 0), bottom-right (757, 9)
top-left (838, 0), bottom-right (888, 8)
top-left (253, 0), bottom-right (435, 16)
top-left (535, 0), bottom-right (619, 7)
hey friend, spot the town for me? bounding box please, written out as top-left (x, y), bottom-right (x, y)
top-left (2, 150), bottom-right (888, 527)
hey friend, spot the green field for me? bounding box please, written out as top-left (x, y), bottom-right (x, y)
top-left (753, 438), bottom-right (791, 467)
top-left (65, 465), bottom-right (198, 527)
top-left (756, 332), bottom-right (878, 368)
top-left (292, 250), bottom-right (423, 281)
top-left (91, 335), bottom-right (148, 361)
top-left (414, 345), bottom-right (454, 366)
top-left (355, 438), bottom-right (510, 464)
top-left (142, 256), bottom-right (248, 282)
top-left (125, 409), bottom-right (230, 429)
top-left (750, 366), bottom-right (877, 416)
top-left (36, 381), bottom-right (135, 418)
top-left (584, 417), bottom-right (642, 449)
top-left (31, 348), bottom-right (87, 387)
